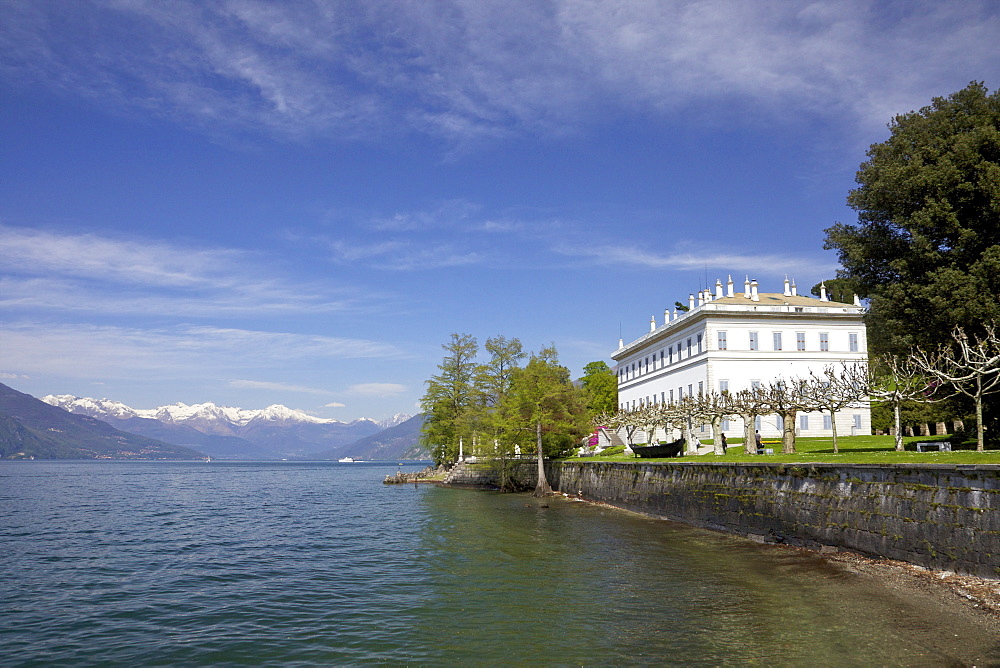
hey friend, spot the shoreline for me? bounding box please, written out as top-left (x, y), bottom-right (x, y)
top-left (566, 492), bottom-right (1000, 628)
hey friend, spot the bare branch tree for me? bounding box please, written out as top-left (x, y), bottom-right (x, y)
top-left (728, 388), bottom-right (771, 455)
top-left (763, 377), bottom-right (815, 454)
top-left (865, 353), bottom-right (939, 452)
top-left (807, 363), bottom-right (871, 454)
top-left (911, 324), bottom-right (1000, 452)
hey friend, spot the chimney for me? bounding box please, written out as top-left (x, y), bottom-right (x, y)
top-left (689, 293), bottom-right (695, 310)
top-left (820, 282), bottom-right (828, 301)
top-left (618, 337), bottom-right (624, 349)
top-left (791, 280), bottom-right (798, 297)
top-left (727, 275), bottom-right (734, 298)
top-left (715, 279), bottom-right (723, 299)
top-left (672, 309), bottom-right (678, 321)
top-left (698, 291), bottom-right (705, 307)
top-left (750, 279), bottom-right (759, 302)
top-left (664, 308), bottom-right (670, 324)
top-left (744, 276), bottom-right (751, 298)
top-left (650, 315), bottom-right (656, 332)
top-left (783, 276), bottom-right (791, 297)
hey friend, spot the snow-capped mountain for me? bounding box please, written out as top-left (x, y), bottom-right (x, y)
top-left (40, 395), bottom-right (406, 459)
top-left (376, 413), bottom-right (414, 430)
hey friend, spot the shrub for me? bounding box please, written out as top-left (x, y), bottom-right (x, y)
top-left (599, 445), bottom-right (625, 456)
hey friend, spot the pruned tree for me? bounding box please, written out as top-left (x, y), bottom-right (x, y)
top-left (729, 388), bottom-right (771, 455)
top-left (911, 324), bottom-right (1000, 451)
top-left (696, 390), bottom-right (738, 455)
top-left (865, 353), bottom-right (938, 452)
top-left (763, 377), bottom-right (814, 454)
top-left (807, 363), bottom-right (871, 454)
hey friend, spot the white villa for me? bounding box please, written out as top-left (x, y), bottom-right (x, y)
top-left (612, 276), bottom-right (870, 441)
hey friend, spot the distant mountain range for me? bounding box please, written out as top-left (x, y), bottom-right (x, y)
top-left (319, 414), bottom-right (427, 461)
top-left (37, 393), bottom-right (421, 460)
top-left (0, 383), bottom-right (206, 460)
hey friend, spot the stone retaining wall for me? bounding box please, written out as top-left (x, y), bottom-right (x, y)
top-left (444, 460), bottom-right (1000, 578)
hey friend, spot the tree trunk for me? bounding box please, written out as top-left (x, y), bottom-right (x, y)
top-left (975, 392), bottom-right (985, 453)
top-left (742, 414), bottom-right (757, 455)
top-left (711, 416), bottom-right (725, 455)
top-left (894, 403), bottom-right (904, 451)
top-left (684, 419), bottom-right (700, 455)
top-left (782, 410), bottom-right (796, 454)
top-left (533, 419), bottom-right (552, 496)
top-left (829, 409), bottom-right (839, 454)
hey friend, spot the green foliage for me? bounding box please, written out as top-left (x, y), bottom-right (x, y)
top-left (824, 81), bottom-right (1000, 355)
top-left (599, 445), bottom-right (625, 456)
top-left (420, 333), bottom-right (479, 465)
top-left (502, 346), bottom-right (590, 459)
top-left (579, 360), bottom-right (618, 416)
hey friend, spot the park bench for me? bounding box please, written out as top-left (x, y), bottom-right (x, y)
top-left (915, 441), bottom-right (952, 452)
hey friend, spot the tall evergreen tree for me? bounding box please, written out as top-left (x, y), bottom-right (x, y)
top-left (420, 333), bottom-right (479, 465)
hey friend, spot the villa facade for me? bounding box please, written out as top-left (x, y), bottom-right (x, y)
top-left (612, 276), bottom-right (870, 440)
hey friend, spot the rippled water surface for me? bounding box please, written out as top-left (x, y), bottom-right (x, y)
top-left (2, 461), bottom-right (997, 666)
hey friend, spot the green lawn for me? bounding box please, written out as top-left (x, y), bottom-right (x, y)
top-left (582, 435), bottom-right (1000, 465)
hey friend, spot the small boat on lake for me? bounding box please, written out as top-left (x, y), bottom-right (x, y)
top-left (339, 457), bottom-right (355, 463)
top-left (631, 438), bottom-right (685, 458)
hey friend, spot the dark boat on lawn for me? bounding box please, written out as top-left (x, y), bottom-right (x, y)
top-left (631, 438), bottom-right (685, 458)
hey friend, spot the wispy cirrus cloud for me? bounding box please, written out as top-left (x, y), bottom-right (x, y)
top-left (561, 243), bottom-right (838, 278)
top-left (0, 224), bottom-right (367, 316)
top-left (1, 322), bottom-right (408, 381)
top-left (3, 1), bottom-right (996, 143)
top-left (228, 379), bottom-right (333, 395)
top-left (348, 382), bottom-right (407, 397)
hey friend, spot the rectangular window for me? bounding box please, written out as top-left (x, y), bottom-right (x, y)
top-left (722, 418), bottom-right (730, 431)
top-left (754, 416), bottom-right (762, 431)
top-left (773, 332), bottom-right (783, 351)
top-left (698, 381), bottom-right (704, 395)
top-left (849, 332), bottom-right (859, 352)
top-left (687, 338), bottom-right (692, 356)
top-left (820, 332), bottom-right (829, 351)
top-left (776, 414), bottom-right (784, 430)
top-left (853, 414), bottom-right (862, 429)
top-left (669, 389), bottom-right (674, 403)
top-left (751, 380), bottom-right (761, 390)
top-left (719, 380), bottom-right (729, 393)
top-left (688, 384), bottom-right (693, 397)
top-left (796, 332), bottom-right (806, 351)
top-left (800, 415), bottom-right (809, 431)
top-left (697, 334), bottom-right (703, 353)
top-left (661, 392), bottom-right (665, 403)
top-left (718, 331), bottom-right (727, 350)
top-left (678, 387), bottom-right (683, 400)
top-left (749, 331), bottom-right (758, 351)
top-left (668, 346), bottom-right (673, 364)
top-left (823, 414), bottom-right (832, 430)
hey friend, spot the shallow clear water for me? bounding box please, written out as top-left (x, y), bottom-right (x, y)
top-left (1, 461), bottom-right (997, 666)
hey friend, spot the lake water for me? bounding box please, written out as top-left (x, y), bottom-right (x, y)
top-left (1, 460), bottom-right (997, 666)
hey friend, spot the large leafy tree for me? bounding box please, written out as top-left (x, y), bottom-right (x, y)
top-left (824, 82), bottom-right (1000, 355)
top-left (578, 361), bottom-right (618, 416)
top-left (503, 346), bottom-right (588, 496)
top-left (420, 333), bottom-right (479, 465)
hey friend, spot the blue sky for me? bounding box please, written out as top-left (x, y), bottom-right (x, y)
top-left (1, 1), bottom-right (998, 420)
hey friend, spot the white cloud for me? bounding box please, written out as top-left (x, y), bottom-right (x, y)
top-left (0, 322), bottom-right (408, 381)
top-left (0, 224), bottom-right (366, 316)
top-left (348, 382), bottom-right (407, 397)
top-left (4, 1), bottom-right (996, 142)
top-left (324, 401), bottom-right (347, 408)
top-left (228, 380), bottom-right (333, 395)
top-left (562, 243), bottom-right (838, 278)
